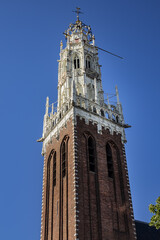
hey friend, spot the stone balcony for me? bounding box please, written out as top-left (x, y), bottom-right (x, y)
top-left (42, 94), bottom-right (126, 139)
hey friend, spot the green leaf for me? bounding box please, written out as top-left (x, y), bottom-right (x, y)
top-left (149, 197), bottom-right (160, 230)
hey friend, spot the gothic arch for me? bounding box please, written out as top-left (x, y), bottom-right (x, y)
top-left (60, 135), bottom-right (69, 177)
top-left (86, 55), bottom-right (91, 68)
top-left (45, 149), bottom-right (56, 240)
top-left (83, 131), bottom-right (102, 239)
top-left (105, 139), bottom-right (126, 199)
top-left (59, 135), bottom-right (69, 240)
top-left (72, 53), bottom-right (80, 69)
top-left (60, 135), bottom-right (69, 149)
top-left (72, 52), bottom-right (80, 59)
top-left (83, 131), bottom-right (96, 146)
top-left (85, 53), bottom-right (92, 59)
top-left (105, 139), bottom-right (128, 234)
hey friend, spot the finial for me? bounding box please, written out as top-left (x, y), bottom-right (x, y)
top-left (72, 7), bottom-right (83, 21)
top-left (51, 103), bottom-right (54, 115)
top-left (107, 94), bottom-right (110, 108)
top-left (60, 40), bottom-right (63, 51)
top-left (115, 85), bottom-right (120, 104)
top-left (71, 78), bottom-right (76, 103)
top-left (107, 94), bottom-right (112, 120)
top-left (45, 97), bottom-right (49, 115)
top-left (92, 35), bottom-right (95, 46)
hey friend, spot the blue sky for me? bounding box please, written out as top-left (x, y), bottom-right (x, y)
top-left (0, 0), bottom-right (160, 239)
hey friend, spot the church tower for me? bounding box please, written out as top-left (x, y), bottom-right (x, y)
top-left (38, 10), bottom-right (137, 240)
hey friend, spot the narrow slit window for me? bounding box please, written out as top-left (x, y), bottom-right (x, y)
top-left (74, 56), bottom-right (80, 69)
top-left (62, 142), bottom-right (66, 177)
top-left (93, 106), bottom-right (97, 113)
top-left (106, 143), bottom-right (114, 178)
top-left (101, 109), bottom-right (105, 117)
top-left (116, 116), bottom-right (119, 123)
top-left (53, 152), bottom-right (56, 186)
top-left (74, 59), bottom-right (76, 69)
top-left (88, 137), bottom-right (95, 172)
top-left (77, 58), bottom-right (80, 68)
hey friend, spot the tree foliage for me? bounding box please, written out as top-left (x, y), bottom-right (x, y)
top-left (149, 196), bottom-right (160, 230)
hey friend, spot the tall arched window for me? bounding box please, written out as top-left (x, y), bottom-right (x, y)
top-left (86, 134), bottom-right (102, 238)
top-left (86, 56), bottom-right (91, 68)
top-left (62, 140), bottom-right (67, 177)
top-left (45, 150), bottom-right (56, 240)
top-left (88, 136), bottom-right (95, 172)
top-left (74, 56), bottom-right (80, 69)
top-left (106, 143), bottom-right (114, 178)
top-left (53, 152), bottom-right (56, 186)
top-left (60, 135), bottom-right (69, 179)
top-left (59, 136), bottom-right (69, 239)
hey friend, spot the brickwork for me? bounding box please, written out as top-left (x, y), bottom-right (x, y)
top-left (40, 118), bottom-right (76, 240)
top-left (40, 115), bottom-right (136, 240)
top-left (75, 116), bottom-right (136, 240)
top-left (39, 10), bottom-right (137, 240)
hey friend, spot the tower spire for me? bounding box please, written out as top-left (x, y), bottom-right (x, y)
top-left (39, 13), bottom-right (136, 240)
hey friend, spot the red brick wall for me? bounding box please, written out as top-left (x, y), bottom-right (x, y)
top-left (75, 116), bottom-right (136, 240)
top-left (40, 116), bottom-right (136, 240)
top-left (41, 118), bottom-right (76, 240)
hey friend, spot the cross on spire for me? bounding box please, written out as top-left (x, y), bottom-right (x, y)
top-left (72, 7), bottom-right (83, 21)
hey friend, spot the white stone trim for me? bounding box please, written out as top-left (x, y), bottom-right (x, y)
top-left (41, 105), bottom-right (126, 155)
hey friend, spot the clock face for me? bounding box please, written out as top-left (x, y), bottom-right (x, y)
top-left (75, 35), bottom-right (80, 44)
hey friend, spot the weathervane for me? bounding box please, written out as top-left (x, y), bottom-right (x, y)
top-left (72, 7), bottom-right (83, 21)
